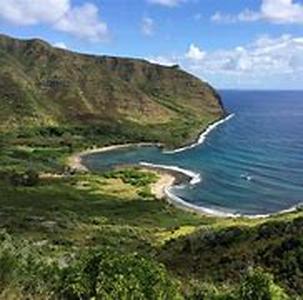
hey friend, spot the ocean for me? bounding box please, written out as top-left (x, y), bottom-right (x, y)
top-left (82, 90), bottom-right (303, 216)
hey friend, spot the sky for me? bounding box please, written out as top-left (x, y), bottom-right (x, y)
top-left (1, 0), bottom-right (303, 90)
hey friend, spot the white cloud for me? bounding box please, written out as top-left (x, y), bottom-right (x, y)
top-left (148, 35), bottom-right (303, 88)
top-left (0, 0), bottom-right (109, 42)
top-left (211, 10), bottom-right (261, 24)
top-left (237, 9), bottom-right (261, 22)
top-left (148, 0), bottom-right (185, 7)
top-left (261, 0), bottom-right (303, 23)
top-left (55, 3), bottom-right (108, 42)
top-left (190, 35), bottom-right (303, 75)
top-left (0, 0), bottom-right (69, 25)
top-left (211, 12), bottom-right (238, 24)
top-left (185, 44), bottom-right (206, 61)
top-left (53, 42), bottom-right (67, 49)
top-left (212, 0), bottom-right (303, 24)
top-left (141, 17), bottom-right (154, 36)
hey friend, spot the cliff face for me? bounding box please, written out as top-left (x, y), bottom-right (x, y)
top-left (0, 34), bottom-right (224, 145)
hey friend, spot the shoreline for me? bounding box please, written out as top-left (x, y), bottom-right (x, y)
top-left (139, 166), bottom-right (187, 200)
top-left (163, 113), bottom-right (235, 154)
top-left (67, 114), bottom-right (301, 219)
top-left (164, 185), bottom-right (302, 219)
top-left (67, 113), bottom-right (235, 173)
top-left (139, 164), bottom-right (303, 219)
top-left (68, 144), bottom-right (302, 219)
top-left (139, 162), bottom-right (201, 185)
top-left (68, 142), bottom-right (162, 172)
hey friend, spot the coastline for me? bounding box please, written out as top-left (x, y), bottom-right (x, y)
top-left (139, 162), bottom-right (201, 185)
top-left (66, 114), bottom-right (245, 218)
top-left (163, 113), bottom-right (235, 154)
top-left (67, 113), bottom-right (301, 219)
top-left (139, 166), bottom-right (187, 200)
top-left (164, 185), bottom-right (302, 219)
top-left (140, 163), bottom-right (302, 219)
top-left (67, 113), bottom-right (235, 173)
top-left (68, 142), bottom-right (161, 172)
top-left (68, 143), bottom-right (302, 219)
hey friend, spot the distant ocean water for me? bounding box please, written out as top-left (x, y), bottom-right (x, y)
top-left (82, 91), bottom-right (303, 216)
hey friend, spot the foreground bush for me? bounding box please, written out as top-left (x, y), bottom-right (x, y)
top-left (60, 250), bottom-right (182, 299)
top-left (0, 231), bottom-right (60, 297)
top-left (0, 232), bottom-right (181, 299)
top-left (239, 267), bottom-right (289, 300)
top-left (184, 268), bottom-right (290, 300)
top-left (0, 232), bottom-right (293, 299)
top-left (160, 216), bottom-right (303, 296)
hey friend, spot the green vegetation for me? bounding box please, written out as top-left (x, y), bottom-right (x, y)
top-left (0, 164), bottom-right (302, 299)
top-left (159, 214), bottom-right (303, 297)
top-left (104, 168), bottom-right (158, 187)
top-left (0, 34), bottom-right (302, 299)
top-left (0, 232), bottom-right (181, 299)
top-left (183, 267), bottom-right (290, 300)
top-left (0, 34), bottom-right (224, 149)
top-left (0, 227), bottom-right (294, 299)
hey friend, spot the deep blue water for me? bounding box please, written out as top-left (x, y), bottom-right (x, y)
top-left (83, 91), bottom-right (303, 216)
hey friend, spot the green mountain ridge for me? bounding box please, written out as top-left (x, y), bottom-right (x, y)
top-left (0, 34), bottom-right (224, 147)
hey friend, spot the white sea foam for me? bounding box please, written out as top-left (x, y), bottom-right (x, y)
top-left (82, 111), bottom-right (302, 219)
top-left (139, 161), bottom-right (303, 218)
top-left (165, 187), bottom-right (238, 217)
top-left (165, 186), bottom-right (303, 219)
top-left (139, 162), bottom-right (201, 185)
top-left (164, 113), bottom-right (235, 154)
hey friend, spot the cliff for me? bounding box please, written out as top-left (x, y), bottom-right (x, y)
top-left (0, 34), bottom-right (224, 146)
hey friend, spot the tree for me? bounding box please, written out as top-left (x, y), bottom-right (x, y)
top-left (239, 267), bottom-right (289, 300)
top-left (59, 249), bottom-right (182, 299)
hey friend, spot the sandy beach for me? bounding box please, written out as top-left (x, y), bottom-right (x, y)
top-left (67, 144), bottom-right (300, 219)
top-left (68, 143), bottom-right (161, 172)
top-left (67, 143), bottom-right (187, 204)
top-left (67, 114), bottom-right (235, 173)
top-left (150, 172), bottom-right (176, 199)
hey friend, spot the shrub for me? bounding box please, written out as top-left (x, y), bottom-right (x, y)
top-left (0, 231), bottom-right (60, 297)
top-left (239, 267), bottom-right (289, 300)
top-left (0, 234), bottom-right (181, 299)
top-left (104, 168), bottom-right (158, 187)
top-left (8, 169), bottom-right (39, 186)
top-left (184, 281), bottom-right (236, 300)
top-left (60, 249), bottom-right (182, 299)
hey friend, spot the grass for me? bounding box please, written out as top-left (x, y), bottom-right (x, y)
top-left (0, 168), bottom-right (208, 243)
top-left (0, 140), bottom-right (302, 298)
top-left (0, 164), bottom-right (301, 298)
top-left (0, 113), bottom-right (302, 299)
top-left (0, 34), bottom-right (224, 147)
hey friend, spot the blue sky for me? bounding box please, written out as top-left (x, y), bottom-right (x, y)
top-left (1, 0), bottom-right (303, 89)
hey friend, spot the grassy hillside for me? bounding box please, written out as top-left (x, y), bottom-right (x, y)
top-left (0, 167), bottom-right (302, 298)
top-left (159, 214), bottom-right (303, 296)
top-left (0, 34), bottom-right (224, 148)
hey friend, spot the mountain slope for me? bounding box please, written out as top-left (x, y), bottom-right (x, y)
top-left (0, 34), bottom-right (224, 146)
top-left (159, 215), bottom-right (303, 296)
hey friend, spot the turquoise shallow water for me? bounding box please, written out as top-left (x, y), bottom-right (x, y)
top-left (83, 91), bottom-right (303, 216)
